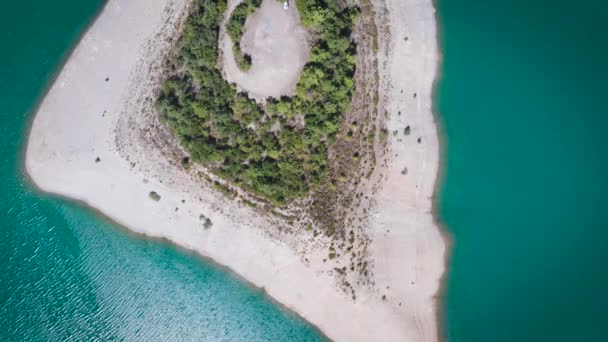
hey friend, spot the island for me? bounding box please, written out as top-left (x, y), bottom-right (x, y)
top-left (26, 0), bottom-right (446, 340)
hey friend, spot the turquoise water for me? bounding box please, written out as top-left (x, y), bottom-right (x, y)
top-left (437, 0), bottom-right (608, 341)
top-left (0, 1), bottom-right (324, 340)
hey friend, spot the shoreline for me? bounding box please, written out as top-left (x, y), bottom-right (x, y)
top-left (19, 0), bottom-right (109, 165)
top-left (20, 176), bottom-right (333, 341)
top-left (428, 0), bottom-right (453, 339)
top-left (24, 0), bottom-right (446, 341)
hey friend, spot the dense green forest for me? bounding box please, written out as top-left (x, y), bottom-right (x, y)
top-left (157, 0), bottom-right (359, 205)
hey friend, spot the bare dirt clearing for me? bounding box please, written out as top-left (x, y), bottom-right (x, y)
top-left (222, 0), bottom-right (310, 100)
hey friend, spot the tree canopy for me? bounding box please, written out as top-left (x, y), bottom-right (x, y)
top-left (157, 0), bottom-right (359, 205)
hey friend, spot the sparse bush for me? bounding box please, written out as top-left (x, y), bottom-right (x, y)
top-left (149, 191), bottom-right (161, 201)
top-left (180, 156), bottom-right (190, 169)
top-left (379, 128), bottom-right (389, 142)
top-left (243, 199), bottom-right (257, 208)
top-left (199, 214), bottom-right (213, 229)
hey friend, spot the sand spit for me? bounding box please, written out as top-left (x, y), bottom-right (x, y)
top-left (26, 0), bottom-right (444, 341)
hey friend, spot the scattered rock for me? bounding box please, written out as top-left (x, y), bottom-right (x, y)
top-left (413, 92), bottom-right (417, 98)
top-left (95, 157), bottom-right (101, 163)
top-left (105, 77), bottom-right (109, 82)
top-left (403, 125), bottom-right (411, 135)
top-left (417, 137), bottom-right (422, 144)
top-left (401, 167), bottom-right (408, 175)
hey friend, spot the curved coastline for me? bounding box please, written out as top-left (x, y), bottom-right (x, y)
top-left (378, 0), bottom-right (448, 339)
top-left (428, 0), bottom-right (453, 339)
top-left (18, 174), bottom-right (334, 341)
top-left (24, 0), bottom-right (446, 340)
top-left (20, 0), bottom-right (109, 162)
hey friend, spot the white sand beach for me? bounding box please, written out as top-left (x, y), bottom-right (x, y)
top-left (26, 0), bottom-right (445, 341)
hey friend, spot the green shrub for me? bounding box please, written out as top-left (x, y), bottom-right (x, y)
top-left (149, 191), bottom-right (161, 201)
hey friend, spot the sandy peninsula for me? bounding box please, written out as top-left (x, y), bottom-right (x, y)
top-left (26, 0), bottom-right (445, 341)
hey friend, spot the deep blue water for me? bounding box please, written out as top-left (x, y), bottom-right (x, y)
top-left (437, 0), bottom-right (608, 341)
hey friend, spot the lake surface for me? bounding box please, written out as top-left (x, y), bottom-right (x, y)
top-left (436, 0), bottom-right (608, 340)
top-left (0, 1), bottom-right (324, 340)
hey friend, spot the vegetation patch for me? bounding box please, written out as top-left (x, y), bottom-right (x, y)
top-left (149, 191), bottom-right (161, 201)
top-left (157, 0), bottom-right (360, 206)
top-left (199, 214), bottom-right (213, 229)
top-left (226, 0), bottom-right (262, 71)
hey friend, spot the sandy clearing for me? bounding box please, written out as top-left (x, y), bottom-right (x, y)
top-left (221, 0), bottom-right (310, 100)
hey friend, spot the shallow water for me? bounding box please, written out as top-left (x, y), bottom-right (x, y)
top-left (436, 0), bottom-right (608, 340)
top-left (0, 1), bottom-right (324, 340)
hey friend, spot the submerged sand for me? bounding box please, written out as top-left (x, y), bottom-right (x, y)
top-left (26, 0), bottom-right (445, 341)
